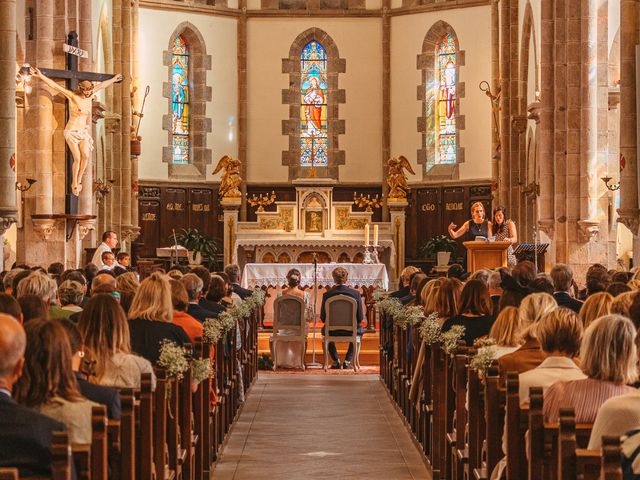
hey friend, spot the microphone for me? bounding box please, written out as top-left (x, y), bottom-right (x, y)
top-left (312, 252), bottom-right (317, 266)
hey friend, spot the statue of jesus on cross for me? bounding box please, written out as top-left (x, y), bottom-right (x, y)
top-left (30, 67), bottom-right (122, 196)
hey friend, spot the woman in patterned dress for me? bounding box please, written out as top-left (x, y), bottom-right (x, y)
top-left (492, 206), bottom-right (517, 266)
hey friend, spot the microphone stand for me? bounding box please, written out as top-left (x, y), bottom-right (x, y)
top-left (306, 253), bottom-right (322, 368)
top-left (172, 229), bottom-right (179, 268)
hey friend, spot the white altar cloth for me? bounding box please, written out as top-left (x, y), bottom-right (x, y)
top-left (241, 263), bottom-right (389, 290)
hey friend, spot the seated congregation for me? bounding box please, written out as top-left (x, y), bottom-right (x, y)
top-left (380, 262), bottom-right (640, 479)
top-left (0, 261), bottom-right (262, 480)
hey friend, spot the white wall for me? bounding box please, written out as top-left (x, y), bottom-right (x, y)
top-left (246, 18), bottom-right (383, 183)
top-left (390, 6), bottom-right (492, 182)
top-left (137, 8), bottom-right (238, 182)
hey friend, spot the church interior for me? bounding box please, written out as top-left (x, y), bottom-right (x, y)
top-left (1, 0), bottom-right (640, 478)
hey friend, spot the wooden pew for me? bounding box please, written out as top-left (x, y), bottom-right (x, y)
top-left (153, 370), bottom-right (172, 480)
top-left (90, 406), bottom-right (108, 480)
top-left (52, 431), bottom-right (73, 480)
top-left (166, 375), bottom-right (184, 480)
top-left (193, 340), bottom-right (207, 480)
top-left (429, 341), bottom-right (446, 476)
top-left (466, 365), bottom-right (486, 480)
top-left (451, 352), bottom-right (470, 480)
top-left (505, 372), bottom-right (527, 480)
top-left (115, 388), bottom-right (136, 480)
top-left (601, 436), bottom-right (623, 480)
top-left (473, 366), bottom-right (504, 480)
top-left (0, 469), bottom-right (18, 480)
top-left (179, 363), bottom-right (195, 480)
top-left (137, 374), bottom-right (154, 480)
top-left (420, 342), bottom-right (432, 458)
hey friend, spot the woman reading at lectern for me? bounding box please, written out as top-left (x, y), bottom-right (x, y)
top-left (448, 202), bottom-right (492, 241)
top-left (492, 206), bottom-right (518, 266)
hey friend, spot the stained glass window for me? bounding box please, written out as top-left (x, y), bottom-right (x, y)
top-left (171, 35), bottom-right (190, 165)
top-left (432, 34), bottom-right (456, 168)
top-left (300, 41), bottom-right (328, 167)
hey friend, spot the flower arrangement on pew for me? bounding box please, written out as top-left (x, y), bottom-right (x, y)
top-left (440, 325), bottom-right (466, 354)
top-left (203, 289), bottom-right (266, 344)
top-left (394, 306), bottom-right (425, 330)
top-left (192, 357), bottom-right (212, 384)
top-left (375, 295), bottom-right (403, 319)
top-left (470, 338), bottom-right (497, 374)
top-left (158, 340), bottom-right (190, 380)
top-left (418, 312), bottom-right (441, 344)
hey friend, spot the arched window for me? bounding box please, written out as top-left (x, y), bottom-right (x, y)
top-left (171, 35), bottom-right (190, 164)
top-left (300, 41), bottom-right (328, 167)
top-left (282, 28), bottom-right (345, 181)
top-left (417, 22), bottom-right (464, 179)
top-left (434, 35), bottom-right (456, 166)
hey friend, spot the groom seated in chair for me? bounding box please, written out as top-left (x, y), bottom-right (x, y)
top-left (320, 267), bottom-right (364, 369)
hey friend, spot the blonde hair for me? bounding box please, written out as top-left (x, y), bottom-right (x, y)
top-left (127, 272), bottom-right (173, 323)
top-left (434, 277), bottom-right (463, 319)
top-left (611, 291), bottom-right (639, 317)
top-left (116, 272), bottom-right (139, 296)
top-left (400, 266), bottom-right (421, 284)
top-left (628, 279), bottom-right (640, 291)
top-left (421, 277), bottom-right (446, 316)
top-left (579, 292), bottom-right (613, 327)
top-left (580, 315), bottom-right (638, 385)
top-left (488, 306), bottom-right (521, 347)
top-left (517, 292), bottom-right (557, 340)
top-left (471, 201), bottom-right (485, 214)
top-left (537, 308), bottom-right (583, 356)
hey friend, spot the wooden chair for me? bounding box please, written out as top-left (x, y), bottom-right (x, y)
top-left (323, 295), bottom-right (359, 372)
top-left (271, 295), bottom-right (306, 370)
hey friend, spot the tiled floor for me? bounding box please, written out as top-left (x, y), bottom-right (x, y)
top-left (212, 374), bottom-right (432, 479)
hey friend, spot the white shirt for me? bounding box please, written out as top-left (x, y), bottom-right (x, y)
top-left (588, 392), bottom-right (640, 449)
top-left (518, 356), bottom-right (586, 404)
top-left (91, 242), bottom-right (112, 269)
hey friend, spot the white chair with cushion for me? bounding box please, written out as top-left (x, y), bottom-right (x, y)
top-left (323, 295), bottom-right (359, 372)
top-left (271, 295), bottom-right (306, 370)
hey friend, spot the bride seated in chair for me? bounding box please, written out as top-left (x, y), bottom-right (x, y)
top-left (270, 269), bottom-right (313, 369)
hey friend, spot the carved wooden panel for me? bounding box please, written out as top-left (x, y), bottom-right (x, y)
top-left (162, 187), bottom-right (188, 244)
top-left (138, 200), bottom-right (161, 258)
top-left (189, 188), bottom-right (215, 235)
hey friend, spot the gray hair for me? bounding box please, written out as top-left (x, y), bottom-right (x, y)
top-left (180, 273), bottom-right (203, 301)
top-left (16, 272), bottom-right (55, 302)
top-left (0, 314), bottom-right (25, 378)
top-left (58, 280), bottom-right (84, 306)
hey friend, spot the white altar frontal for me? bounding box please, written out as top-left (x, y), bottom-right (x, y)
top-left (224, 184), bottom-right (404, 287)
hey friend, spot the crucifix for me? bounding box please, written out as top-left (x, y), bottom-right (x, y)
top-left (30, 31), bottom-right (122, 215)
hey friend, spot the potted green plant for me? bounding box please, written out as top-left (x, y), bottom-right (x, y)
top-left (174, 228), bottom-right (220, 267)
top-left (420, 235), bottom-right (457, 266)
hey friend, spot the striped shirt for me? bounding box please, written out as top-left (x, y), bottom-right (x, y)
top-left (543, 377), bottom-right (636, 424)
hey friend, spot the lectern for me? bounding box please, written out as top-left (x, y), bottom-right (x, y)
top-left (463, 241), bottom-right (512, 272)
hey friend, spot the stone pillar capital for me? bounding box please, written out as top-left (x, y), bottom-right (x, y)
top-left (617, 208), bottom-right (640, 236)
top-left (77, 219), bottom-right (96, 240)
top-left (31, 217), bottom-right (58, 241)
top-left (527, 101), bottom-right (541, 124)
top-left (577, 219), bottom-right (600, 241)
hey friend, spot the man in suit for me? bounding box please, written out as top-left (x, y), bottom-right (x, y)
top-left (551, 263), bottom-right (584, 314)
top-left (225, 264), bottom-right (253, 299)
top-left (320, 267), bottom-right (364, 369)
top-left (0, 314), bottom-right (67, 477)
top-left (181, 273), bottom-right (217, 323)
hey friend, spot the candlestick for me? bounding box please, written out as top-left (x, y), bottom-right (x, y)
top-left (373, 224), bottom-right (378, 246)
top-left (364, 224), bottom-right (370, 246)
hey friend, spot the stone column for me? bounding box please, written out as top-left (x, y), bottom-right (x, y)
top-left (617, 0), bottom-right (640, 238)
top-left (490, 0), bottom-right (500, 188)
top-left (130, 0), bottom-right (141, 244)
top-left (538, 0), bottom-right (555, 239)
top-left (577, 0), bottom-right (599, 239)
top-left (498, 0), bottom-right (511, 207)
top-left (387, 198), bottom-right (408, 290)
top-left (0, 0), bottom-right (18, 234)
top-left (381, 0), bottom-right (391, 221)
top-left (119, 0), bottom-right (133, 249)
top-left (221, 198), bottom-right (241, 267)
top-left (238, 0), bottom-right (248, 221)
top-left (111, 0), bottom-right (123, 238)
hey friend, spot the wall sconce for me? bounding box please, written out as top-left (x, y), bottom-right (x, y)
top-left (601, 175), bottom-right (620, 192)
top-left (93, 179), bottom-right (115, 204)
top-left (15, 178), bottom-right (37, 192)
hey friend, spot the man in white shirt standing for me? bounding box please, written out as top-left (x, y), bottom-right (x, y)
top-left (91, 231), bottom-right (118, 269)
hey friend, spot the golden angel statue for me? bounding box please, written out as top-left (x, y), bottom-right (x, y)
top-left (386, 155), bottom-right (415, 199)
top-left (213, 155), bottom-right (243, 198)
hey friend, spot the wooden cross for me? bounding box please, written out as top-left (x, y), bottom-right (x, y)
top-left (38, 31), bottom-right (119, 215)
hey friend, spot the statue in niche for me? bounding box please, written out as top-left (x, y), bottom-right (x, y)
top-left (30, 67), bottom-right (122, 196)
top-left (305, 211), bottom-right (323, 233)
top-left (213, 155), bottom-right (243, 198)
top-left (386, 155), bottom-right (416, 200)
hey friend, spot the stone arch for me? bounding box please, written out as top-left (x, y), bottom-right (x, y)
top-left (417, 21), bottom-right (466, 180)
top-left (162, 22), bottom-right (212, 180)
top-left (281, 28), bottom-right (346, 181)
top-left (519, 2), bottom-right (539, 109)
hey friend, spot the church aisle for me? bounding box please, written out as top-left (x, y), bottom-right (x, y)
top-left (213, 374), bottom-right (432, 480)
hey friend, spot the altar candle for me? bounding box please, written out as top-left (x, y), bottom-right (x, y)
top-left (373, 225), bottom-right (379, 246)
top-left (364, 224), bottom-right (370, 246)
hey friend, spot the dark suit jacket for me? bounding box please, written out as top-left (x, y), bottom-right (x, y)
top-left (0, 392), bottom-right (66, 477)
top-left (389, 286), bottom-right (410, 299)
top-left (199, 298), bottom-right (226, 317)
top-left (75, 373), bottom-right (121, 420)
top-left (187, 303), bottom-right (217, 324)
top-left (231, 283), bottom-right (252, 300)
top-left (400, 293), bottom-right (415, 305)
top-left (320, 285), bottom-right (364, 334)
top-left (553, 291), bottom-right (584, 314)
top-left (128, 319), bottom-right (191, 363)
